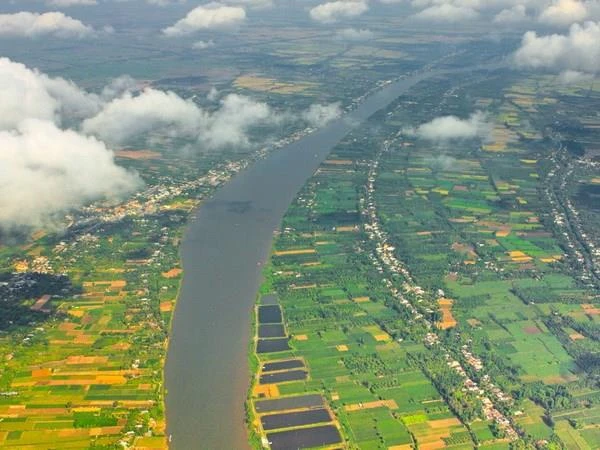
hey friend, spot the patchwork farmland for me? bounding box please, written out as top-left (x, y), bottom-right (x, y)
top-left (248, 70), bottom-right (600, 449)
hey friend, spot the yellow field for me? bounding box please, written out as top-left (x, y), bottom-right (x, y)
top-left (274, 248), bottom-right (316, 256)
top-left (345, 46), bottom-right (406, 59)
top-left (570, 332), bottom-right (585, 341)
top-left (541, 256), bottom-right (561, 263)
top-left (234, 75), bottom-right (316, 94)
top-left (0, 263), bottom-right (167, 448)
top-left (437, 298), bottom-right (457, 330)
top-left (82, 280), bottom-right (127, 289)
top-left (159, 301), bottom-right (174, 312)
top-left (509, 251), bottom-right (531, 261)
top-left (582, 304), bottom-right (600, 315)
top-left (253, 384), bottom-right (279, 398)
top-left (482, 124), bottom-right (518, 152)
top-left (115, 149), bottom-right (162, 160)
top-left (345, 399), bottom-right (398, 411)
top-left (363, 325), bottom-right (392, 341)
top-left (325, 159), bottom-right (353, 165)
top-left (161, 268), bottom-right (182, 278)
top-left (408, 417), bottom-right (463, 450)
top-left (451, 242), bottom-right (477, 259)
top-left (291, 283), bottom-right (317, 290)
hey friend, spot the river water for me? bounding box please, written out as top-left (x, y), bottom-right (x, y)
top-left (164, 70), bottom-right (437, 449)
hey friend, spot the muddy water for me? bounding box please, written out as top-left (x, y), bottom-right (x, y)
top-left (165, 70), bottom-right (437, 449)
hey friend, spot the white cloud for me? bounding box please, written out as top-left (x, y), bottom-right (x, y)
top-left (0, 58), bottom-right (59, 129)
top-left (514, 21), bottom-right (600, 74)
top-left (100, 75), bottom-right (139, 101)
top-left (302, 103), bottom-right (342, 127)
top-left (539, 0), bottom-right (588, 27)
top-left (403, 0), bottom-right (600, 26)
top-left (494, 5), bottom-right (528, 23)
top-left (225, 0), bottom-right (274, 8)
top-left (46, 0), bottom-right (97, 6)
top-left (0, 57), bottom-right (103, 129)
top-left (335, 27), bottom-right (374, 40)
top-left (558, 69), bottom-right (595, 83)
top-left (162, 3), bottom-right (246, 36)
top-left (207, 86), bottom-right (220, 101)
top-left (413, 4), bottom-right (479, 22)
top-left (81, 86), bottom-right (344, 149)
top-left (309, 1), bottom-right (369, 24)
top-left (0, 11), bottom-right (94, 38)
top-left (202, 94), bottom-right (272, 148)
top-left (82, 89), bottom-right (205, 144)
top-left (42, 76), bottom-right (104, 122)
top-left (0, 57), bottom-right (141, 230)
top-left (81, 88), bottom-right (280, 149)
top-left (407, 111), bottom-right (491, 141)
top-left (0, 55), bottom-right (349, 228)
top-left (0, 119), bottom-right (140, 230)
top-left (192, 39), bottom-right (215, 49)
top-left (146, 0), bottom-right (187, 5)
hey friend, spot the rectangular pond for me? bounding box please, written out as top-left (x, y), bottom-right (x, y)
top-left (260, 369), bottom-right (307, 384)
top-left (267, 424), bottom-right (342, 450)
top-left (261, 408), bottom-right (332, 431)
top-left (258, 324), bottom-right (286, 338)
top-left (256, 338), bottom-right (290, 353)
top-left (254, 394), bottom-right (324, 413)
top-left (258, 305), bottom-right (283, 324)
top-left (262, 359), bottom-right (305, 372)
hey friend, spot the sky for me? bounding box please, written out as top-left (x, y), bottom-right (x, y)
top-left (0, 0), bottom-right (599, 231)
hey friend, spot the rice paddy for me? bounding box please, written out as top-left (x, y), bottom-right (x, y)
top-left (248, 69), bottom-right (600, 449)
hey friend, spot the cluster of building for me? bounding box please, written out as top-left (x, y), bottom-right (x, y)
top-left (445, 352), bottom-right (517, 439)
top-left (359, 138), bottom-right (520, 441)
top-left (76, 160), bottom-right (246, 228)
top-left (65, 124), bottom-right (321, 239)
top-left (461, 345), bottom-right (484, 372)
top-left (362, 142), bottom-right (427, 324)
top-left (545, 149), bottom-right (599, 286)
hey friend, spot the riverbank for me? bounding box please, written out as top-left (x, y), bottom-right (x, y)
top-left (164, 68), bottom-right (445, 449)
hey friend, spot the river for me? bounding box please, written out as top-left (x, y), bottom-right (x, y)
top-left (164, 69), bottom-right (448, 449)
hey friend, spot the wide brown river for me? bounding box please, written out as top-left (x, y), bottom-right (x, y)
top-left (165, 69), bottom-right (444, 449)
